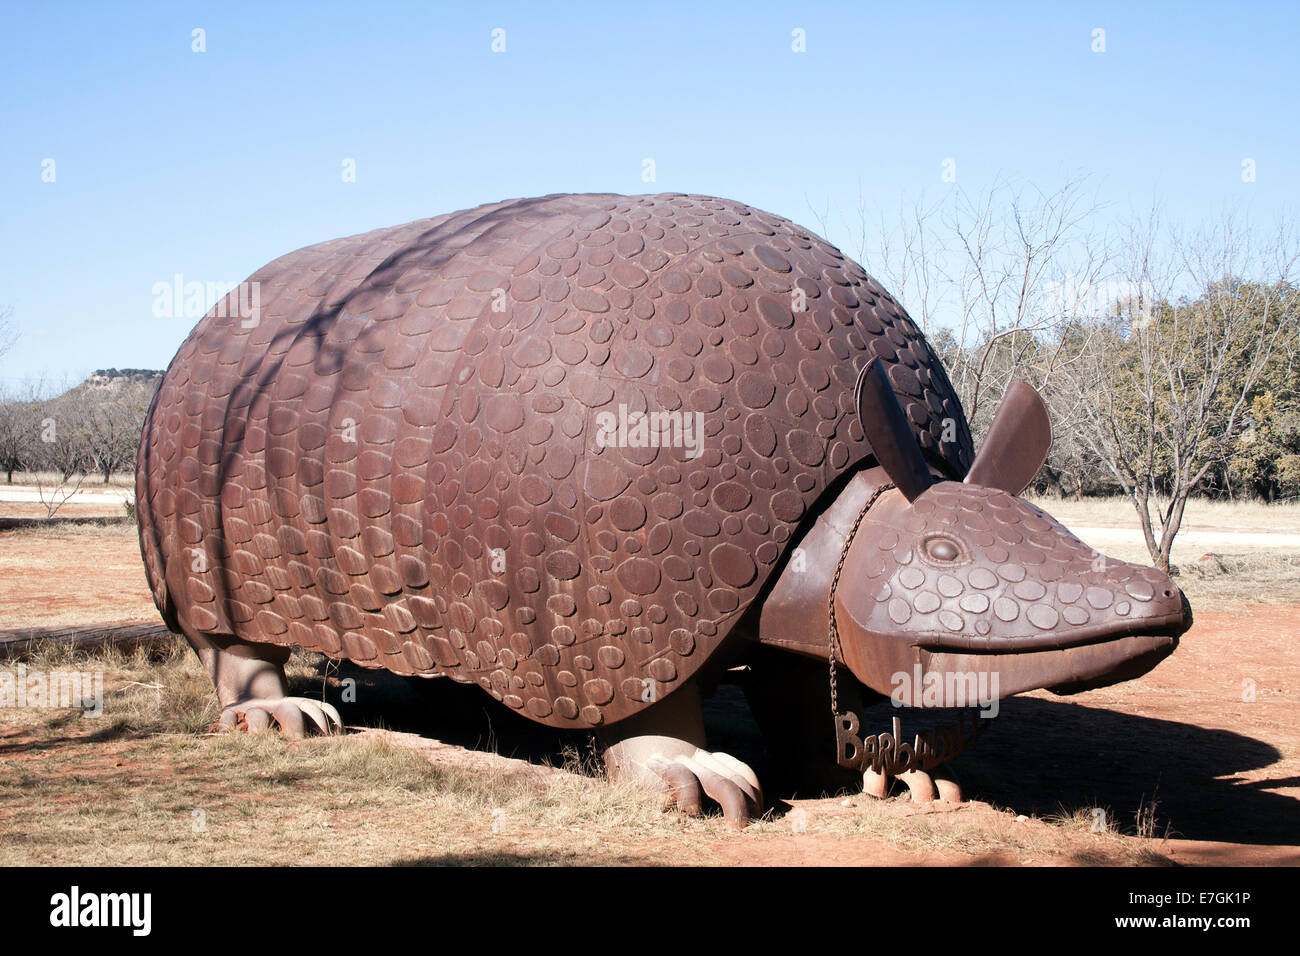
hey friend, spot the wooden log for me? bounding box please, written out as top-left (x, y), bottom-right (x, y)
top-left (0, 622), bottom-right (178, 661)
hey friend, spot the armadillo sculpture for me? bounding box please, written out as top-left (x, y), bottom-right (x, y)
top-left (136, 193), bottom-right (1191, 825)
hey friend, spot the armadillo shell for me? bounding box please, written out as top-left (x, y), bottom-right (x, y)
top-left (137, 193), bottom-right (975, 728)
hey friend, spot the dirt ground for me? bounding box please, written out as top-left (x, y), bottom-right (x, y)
top-left (1, 508), bottom-right (1297, 865)
top-left (0, 523), bottom-right (154, 627)
top-left (975, 603), bottom-right (1299, 852)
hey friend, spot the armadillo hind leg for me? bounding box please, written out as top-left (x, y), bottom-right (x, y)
top-left (599, 679), bottom-right (763, 828)
top-left (184, 630), bottom-right (342, 737)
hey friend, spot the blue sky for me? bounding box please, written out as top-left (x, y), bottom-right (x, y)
top-left (1, 1), bottom-right (1296, 389)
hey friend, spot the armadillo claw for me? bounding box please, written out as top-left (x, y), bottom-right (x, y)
top-left (862, 767), bottom-right (890, 800)
top-left (218, 696), bottom-right (343, 737)
top-left (646, 750), bottom-right (762, 828)
top-left (861, 765), bottom-right (964, 803)
top-left (243, 707), bottom-right (272, 734)
top-left (931, 765), bottom-right (964, 803)
top-left (706, 751), bottom-right (763, 800)
top-left (898, 769), bottom-right (938, 804)
top-left (646, 755), bottom-right (704, 817)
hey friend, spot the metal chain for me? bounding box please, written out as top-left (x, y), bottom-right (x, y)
top-left (828, 481), bottom-right (896, 721)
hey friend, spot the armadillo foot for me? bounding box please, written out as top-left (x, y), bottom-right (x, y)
top-left (646, 749), bottom-right (763, 828)
top-left (217, 696), bottom-right (343, 738)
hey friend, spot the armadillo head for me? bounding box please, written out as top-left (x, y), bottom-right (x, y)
top-left (833, 361), bottom-right (1190, 708)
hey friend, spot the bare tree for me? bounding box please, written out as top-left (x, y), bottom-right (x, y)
top-left (0, 384), bottom-right (41, 483)
top-left (20, 382), bottom-right (94, 516)
top-left (816, 183), bottom-right (1300, 567)
top-left (833, 179), bottom-right (1114, 456)
top-left (1065, 209), bottom-right (1300, 571)
top-left (81, 385), bottom-right (152, 483)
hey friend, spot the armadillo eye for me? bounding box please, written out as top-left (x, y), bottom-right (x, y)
top-left (926, 538), bottom-right (959, 561)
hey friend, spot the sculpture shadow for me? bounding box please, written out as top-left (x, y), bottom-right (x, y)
top-left (296, 659), bottom-right (599, 768)
top-left (301, 659), bottom-right (1297, 847)
top-left (387, 848), bottom-right (654, 866)
top-left (944, 694), bottom-right (1296, 847)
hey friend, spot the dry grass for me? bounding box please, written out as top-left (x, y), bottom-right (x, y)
top-left (0, 733), bottom-right (669, 866)
top-left (1026, 494), bottom-right (1300, 534)
top-left (0, 642), bottom-right (1181, 866)
top-left (3, 472), bottom-right (136, 490)
top-left (741, 796), bottom-right (1174, 864)
top-left (0, 644), bottom-right (673, 865)
top-left (1023, 494), bottom-right (1300, 604)
top-left (1173, 552), bottom-right (1300, 605)
top-left (1051, 546), bottom-right (1300, 605)
top-left (4, 519), bottom-right (136, 538)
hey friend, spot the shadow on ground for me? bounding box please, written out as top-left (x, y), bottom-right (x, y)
top-left (298, 659), bottom-right (1296, 847)
top-left (956, 694), bottom-right (1294, 846)
top-left (388, 849), bottom-right (653, 865)
top-left (298, 660), bottom-right (599, 767)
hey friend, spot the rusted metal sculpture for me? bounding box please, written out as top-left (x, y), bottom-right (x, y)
top-left (136, 193), bottom-right (1191, 825)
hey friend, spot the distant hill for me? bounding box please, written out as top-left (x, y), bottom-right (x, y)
top-left (82, 368), bottom-right (163, 390)
top-left (0, 369), bottom-right (163, 405)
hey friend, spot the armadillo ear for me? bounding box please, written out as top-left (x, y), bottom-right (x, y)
top-left (855, 359), bottom-right (935, 502)
top-left (964, 380), bottom-right (1052, 496)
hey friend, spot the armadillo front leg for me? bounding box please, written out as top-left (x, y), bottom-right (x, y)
top-left (598, 679), bottom-right (762, 827)
top-left (185, 631), bottom-right (340, 737)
